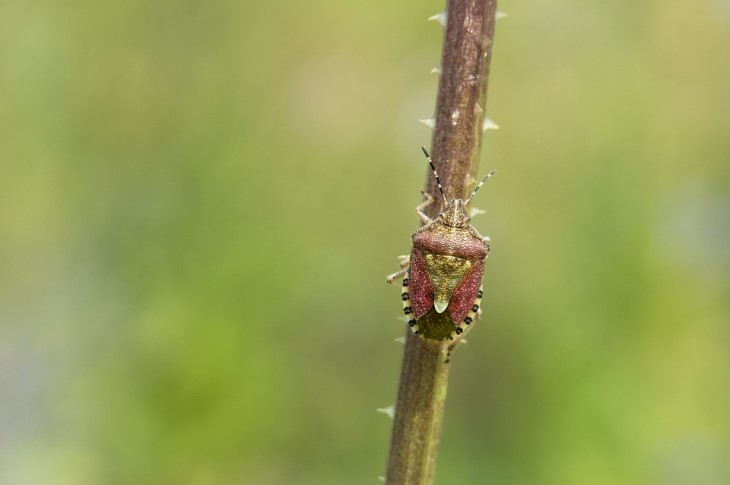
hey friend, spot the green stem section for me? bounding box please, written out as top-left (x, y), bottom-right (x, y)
top-left (386, 337), bottom-right (450, 484)
top-left (385, 1), bottom-right (497, 483)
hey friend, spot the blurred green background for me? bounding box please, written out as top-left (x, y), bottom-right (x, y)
top-left (1, 0), bottom-right (729, 484)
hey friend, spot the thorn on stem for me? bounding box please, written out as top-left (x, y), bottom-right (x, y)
top-left (419, 118), bottom-right (435, 129)
top-left (428, 12), bottom-right (446, 27)
top-left (377, 405), bottom-right (395, 420)
top-left (483, 117), bottom-right (499, 131)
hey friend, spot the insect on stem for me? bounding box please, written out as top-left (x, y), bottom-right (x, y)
top-left (387, 147), bottom-right (493, 342)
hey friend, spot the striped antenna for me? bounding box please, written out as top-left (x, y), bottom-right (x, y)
top-left (420, 146), bottom-right (448, 204)
top-left (465, 169), bottom-right (496, 203)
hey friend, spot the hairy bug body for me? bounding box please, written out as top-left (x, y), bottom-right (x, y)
top-left (387, 147), bottom-right (494, 341)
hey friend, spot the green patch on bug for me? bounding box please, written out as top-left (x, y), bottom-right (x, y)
top-left (413, 307), bottom-right (461, 341)
top-left (424, 254), bottom-right (472, 313)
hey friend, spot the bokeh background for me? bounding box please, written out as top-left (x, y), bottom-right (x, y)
top-left (1, 0), bottom-right (729, 484)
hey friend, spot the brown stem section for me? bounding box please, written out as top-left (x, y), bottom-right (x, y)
top-left (427, 0), bottom-right (498, 211)
top-left (385, 1), bottom-right (497, 484)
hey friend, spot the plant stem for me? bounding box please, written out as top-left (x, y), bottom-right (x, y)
top-left (385, 1), bottom-right (498, 483)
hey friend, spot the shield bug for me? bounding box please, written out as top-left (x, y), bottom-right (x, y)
top-left (386, 147), bottom-right (495, 341)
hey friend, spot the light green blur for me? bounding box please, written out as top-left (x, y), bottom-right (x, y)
top-left (1, 0), bottom-right (729, 484)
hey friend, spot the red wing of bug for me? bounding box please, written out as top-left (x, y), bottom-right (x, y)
top-left (408, 248), bottom-right (434, 319)
top-left (447, 259), bottom-right (484, 324)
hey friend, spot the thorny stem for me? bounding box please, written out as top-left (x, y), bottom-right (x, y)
top-left (385, 1), bottom-right (498, 484)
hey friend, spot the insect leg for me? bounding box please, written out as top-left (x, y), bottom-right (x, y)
top-left (397, 254), bottom-right (411, 268)
top-left (386, 267), bottom-right (409, 284)
top-left (416, 191), bottom-right (435, 224)
top-left (467, 226), bottom-right (491, 246)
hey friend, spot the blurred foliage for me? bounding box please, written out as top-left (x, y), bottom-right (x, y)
top-left (1, 0), bottom-right (729, 484)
